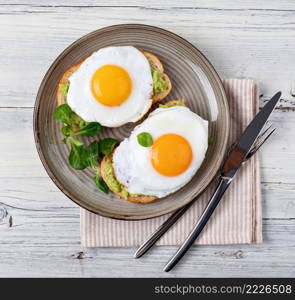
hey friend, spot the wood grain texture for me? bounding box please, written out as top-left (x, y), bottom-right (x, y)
top-left (0, 3), bottom-right (295, 107)
top-left (2, 0), bottom-right (295, 10)
top-left (0, 219), bottom-right (294, 277)
top-left (0, 0), bottom-right (295, 277)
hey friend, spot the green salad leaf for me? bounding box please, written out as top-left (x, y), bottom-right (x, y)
top-left (137, 132), bottom-right (153, 147)
top-left (99, 138), bottom-right (118, 155)
top-left (83, 141), bottom-right (100, 169)
top-left (54, 103), bottom-right (73, 124)
top-left (61, 124), bottom-right (72, 137)
top-left (54, 103), bottom-right (116, 194)
top-left (73, 122), bottom-right (101, 137)
top-left (93, 173), bottom-right (109, 194)
top-left (69, 137), bottom-right (84, 147)
top-left (54, 104), bottom-right (101, 140)
top-left (68, 140), bottom-right (87, 170)
top-left (72, 113), bottom-right (87, 129)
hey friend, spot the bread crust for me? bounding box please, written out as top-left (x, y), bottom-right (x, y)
top-left (160, 99), bottom-right (185, 106)
top-left (141, 50), bottom-right (164, 73)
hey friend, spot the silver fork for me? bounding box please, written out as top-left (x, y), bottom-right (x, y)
top-left (134, 123), bottom-right (276, 259)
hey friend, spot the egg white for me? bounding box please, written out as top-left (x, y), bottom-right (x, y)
top-left (67, 46), bottom-right (153, 127)
top-left (113, 106), bottom-right (209, 198)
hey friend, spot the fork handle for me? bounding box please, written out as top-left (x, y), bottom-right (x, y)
top-left (134, 202), bottom-right (193, 258)
top-left (163, 176), bottom-right (232, 272)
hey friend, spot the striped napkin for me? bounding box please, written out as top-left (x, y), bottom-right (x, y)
top-left (81, 79), bottom-right (262, 247)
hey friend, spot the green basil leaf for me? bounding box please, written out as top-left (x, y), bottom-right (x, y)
top-left (73, 122), bottom-right (101, 137)
top-left (84, 141), bottom-right (100, 168)
top-left (54, 104), bottom-right (73, 124)
top-left (99, 138), bottom-right (117, 155)
top-left (61, 124), bottom-right (72, 137)
top-left (69, 142), bottom-right (87, 170)
top-left (59, 82), bottom-right (70, 97)
top-left (137, 132), bottom-right (153, 147)
top-left (93, 174), bottom-right (109, 194)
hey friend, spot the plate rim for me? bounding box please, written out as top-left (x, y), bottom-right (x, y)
top-left (33, 24), bottom-right (230, 220)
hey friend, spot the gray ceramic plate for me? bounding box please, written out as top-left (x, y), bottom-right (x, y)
top-left (34, 24), bottom-right (229, 220)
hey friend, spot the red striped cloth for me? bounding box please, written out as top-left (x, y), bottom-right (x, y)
top-left (81, 79), bottom-right (262, 246)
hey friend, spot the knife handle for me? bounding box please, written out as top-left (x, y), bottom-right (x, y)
top-left (163, 176), bottom-right (232, 272)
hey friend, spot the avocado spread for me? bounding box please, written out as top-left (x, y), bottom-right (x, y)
top-left (159, 102), bottom-right (185, 108)
top-left (59, 82), bottom-right (70, 97)
top-left (151, 68), bottom-right (167, 94)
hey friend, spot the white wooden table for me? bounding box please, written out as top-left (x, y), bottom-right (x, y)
top-left (0, 0), bottom-right (295, 277)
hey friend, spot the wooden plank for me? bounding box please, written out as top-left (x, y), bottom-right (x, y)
top-left (0, 6), bottom-right (295, 107)
top-left (0, 177), bottom-right (294, 221)
top-left (0, 218), bottom-right (294, 277)
top-left (2, 0), bottom-right (295, 10)
top-left (259, 110), bottom-right (295, 184)
top-left (262, 183), bottom-right (295, 219)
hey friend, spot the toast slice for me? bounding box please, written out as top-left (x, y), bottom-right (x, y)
top-left (100, 100), bottom-right (185, 204)
top-left (56, 50), bottom-right (171, 108)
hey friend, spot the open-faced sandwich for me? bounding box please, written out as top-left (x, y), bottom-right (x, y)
top-left (101, 100), bottom-right (208, 203)
top-left (56, 46), bottom-right (172, 127)
top-left (54, 46), bottom-right (209, 203)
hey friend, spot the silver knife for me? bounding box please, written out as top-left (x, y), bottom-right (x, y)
top-left (163, 91), bottom-right (281, 272)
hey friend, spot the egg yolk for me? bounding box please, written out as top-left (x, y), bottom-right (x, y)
top-left (151, 134), bottom-right (193, 176)
top-left (90, 65), bottom-right (132, 106)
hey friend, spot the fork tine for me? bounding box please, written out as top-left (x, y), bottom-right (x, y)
top-left (245, 127), bottom-right (276, 160)
top-left (258, 122), bottom-right (273, 139)
top-left (253, 123), bottom-right (274, 147)
top-left (231, 122), bottom-right (273, 159)
top-left (258, 127), bottom-right (276, 148)
top-left (257, 124), bottom-right (276, 146)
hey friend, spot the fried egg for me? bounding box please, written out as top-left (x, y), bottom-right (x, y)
top-left (67, 46), bottom-right (153, 127)
top-left (113, 106), bottom-right (208, 197)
